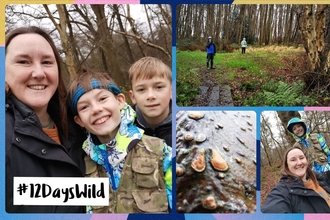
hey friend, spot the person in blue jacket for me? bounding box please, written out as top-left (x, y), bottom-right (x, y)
top-left (287, 117), bottom-right (330, 173)
top-left (261, 146), bottom-right (330, 213)
top-left (206, 36), bottom-right (216, 70)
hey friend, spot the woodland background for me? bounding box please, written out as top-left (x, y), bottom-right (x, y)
top-left (260, 111), bottom-right (330, 206)
top-left (177, 4), bottom-right (330, 73)
top-left (5, 4), bottom-right (172, 93)
top-left (176, 4), bottom-right (330, 106)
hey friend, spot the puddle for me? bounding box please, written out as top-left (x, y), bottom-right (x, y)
top-left (176, 111), bottom-right (256, 213)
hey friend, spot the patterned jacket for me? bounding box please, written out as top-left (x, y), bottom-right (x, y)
top-left (85, 135), bottom-right (168, 213)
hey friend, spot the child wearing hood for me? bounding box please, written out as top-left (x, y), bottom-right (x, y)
top-left (287, 117), bottom-right (330, 173)
top-left (240, 38), bottom-right (247, 54)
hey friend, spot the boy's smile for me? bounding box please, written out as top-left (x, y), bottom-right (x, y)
top-left (292, 123), bottom-right (305, 137)
top-left (93, 115), bottom-right (110, 125)
top-left (74, 89), bottom-right (125, 143)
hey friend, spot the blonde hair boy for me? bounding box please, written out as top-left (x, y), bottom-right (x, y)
top-left (128, 56), bottom-right (172, 146)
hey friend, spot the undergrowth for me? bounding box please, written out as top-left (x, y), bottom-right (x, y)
top-left (176, 46), bottom-right (324, 106)
top-left (243, 80), bottom-right (316, 106)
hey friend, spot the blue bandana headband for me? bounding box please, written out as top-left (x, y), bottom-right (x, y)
top-left (71, 78), bottom-right (122, 115)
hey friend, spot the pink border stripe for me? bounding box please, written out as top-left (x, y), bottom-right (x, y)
top-left (90, 214), bottom-right (129, 220)
top-left (305, 107), bottom-right (330, 111)
top-left (73, 0), bottom-right (140, 3)
top-left (305, 214), bottom-right (330, 220)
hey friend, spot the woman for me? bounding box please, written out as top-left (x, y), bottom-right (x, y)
top-left (261, 146), bottom-right (330, 213)
top-left (5, 26), bottom-right (86, 213)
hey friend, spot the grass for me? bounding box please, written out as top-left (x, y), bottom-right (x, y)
top-left (176, 45), bottom-right (320, 106)
top-left (176, 51), bottom-right (203, 106)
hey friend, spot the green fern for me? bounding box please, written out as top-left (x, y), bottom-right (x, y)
top-left (244, 80), bottom-right (315, 106)
top-left (263, 81), bottom-right (302, 105)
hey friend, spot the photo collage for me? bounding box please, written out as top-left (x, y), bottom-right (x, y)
top-left (2, 1), bottom-right (330, 220)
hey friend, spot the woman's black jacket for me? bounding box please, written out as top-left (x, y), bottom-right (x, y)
top-left (6, 95), bottom-right (86, 213)
top-left (261, 172), bottom-right (330, 213)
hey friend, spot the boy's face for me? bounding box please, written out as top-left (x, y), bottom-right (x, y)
top-left (292, 123), bottom-right (305, 137)
top-left (74, 89), bottom-right (125, 143)
top-left (129, 76), bottom-right (172, 126)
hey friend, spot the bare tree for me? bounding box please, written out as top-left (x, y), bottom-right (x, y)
top-left (296, 4), bottom-right (330, 72)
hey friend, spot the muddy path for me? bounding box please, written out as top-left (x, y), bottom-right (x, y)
top-left (193, 68), bottom-right (234, 106)
top-left (176, 111), bottom-right (256, 213)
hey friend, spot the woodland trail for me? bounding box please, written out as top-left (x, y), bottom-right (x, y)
top-left (193, 66), bottom-right (234, 106)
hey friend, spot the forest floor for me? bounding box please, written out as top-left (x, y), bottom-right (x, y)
top-left (193, 49), bottom-right (310, 106)
top-left (177, 46), bottom-right (330, 106)
top-left (260, 162), bottom-right (282, 207)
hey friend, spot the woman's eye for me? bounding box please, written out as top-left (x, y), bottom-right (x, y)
top-left (18, 60), bottom-right (28, 64)
top-left (43, 61), bottom-right (53, 65)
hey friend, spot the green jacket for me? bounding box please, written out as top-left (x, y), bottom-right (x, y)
top-left (85, 135), bottom-right (168, 213)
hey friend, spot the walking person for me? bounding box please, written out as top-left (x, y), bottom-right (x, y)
top-left (241, 37), bottom-right (247, 54)
top-left (206, 36), bottom-right (216, 70)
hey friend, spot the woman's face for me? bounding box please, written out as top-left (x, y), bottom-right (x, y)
top-left (6, 33), bottom-right (59, 112)
top-left (287, 148), bottom-right (308, 181)
top-left (292, 123), bottom-right (305, 137)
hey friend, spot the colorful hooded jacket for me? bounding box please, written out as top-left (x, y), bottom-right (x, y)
top-left (287, 118), bottom-right (330, 173)
top-left (83, 104), bottom-right (172, 213)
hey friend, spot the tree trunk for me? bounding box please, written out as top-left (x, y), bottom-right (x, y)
top-left (276, 111), bottom-right (301, 146)
top-left (113, 5), bottom-right (134, 64)
top-left (44, 4), bottom-right (77, 81)
top-left (297, 4), bottom-right (329, 72)
top-left (91, 5), bottom-right (127, 87)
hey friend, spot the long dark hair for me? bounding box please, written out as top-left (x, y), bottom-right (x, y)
top-left (282, 145), bottom-right (318, 186)
top-left (6, 26), bottom-right (68, 136)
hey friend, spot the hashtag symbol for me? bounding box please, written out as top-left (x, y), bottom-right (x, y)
top-left (17, 183), bottom-right (28, 195)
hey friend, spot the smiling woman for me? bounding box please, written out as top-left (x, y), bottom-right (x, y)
top-left (5, 26), bottom-right (86, 213)
top-left (261, 146), bottom-right (330, 213)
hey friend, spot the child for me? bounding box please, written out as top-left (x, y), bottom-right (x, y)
top-left (287, 117), bottom-right (330, 173)
top-left (67, 69), bottom-right (172, 213)
top-left (240, 37), bottom-right (247, 54)
top-left (206, 36), bottom-right (216, 69)
top-left (128, 57), bottom-right (172, 147)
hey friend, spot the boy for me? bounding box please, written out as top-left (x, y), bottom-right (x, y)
top-left (67, 69), bottom-right (172, 213)
top-left (128, 57), bottom-right (172, 147)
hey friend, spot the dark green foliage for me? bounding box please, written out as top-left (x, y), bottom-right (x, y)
top-left (176, 69), bottom-right (200, 106)
top-left (243, 80), bottom-right (316, 106)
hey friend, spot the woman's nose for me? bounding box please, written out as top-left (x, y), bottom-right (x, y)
top-left (31, 63), bottom-right (46, 79)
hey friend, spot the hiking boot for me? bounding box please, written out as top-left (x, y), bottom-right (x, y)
top-left (207, 67), bottom-right (210, 70)
top-left (211, 67), bottom-right (215, 69)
